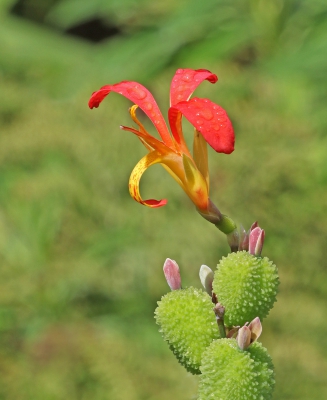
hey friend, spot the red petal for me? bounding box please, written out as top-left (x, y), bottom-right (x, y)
top-left (88, 81), bottom-right (173, 148)
top-left (143, 199), bottom-right (168, 207)
top-left (170, 69), bottom-right (218, 106)
top-left (170, 98), bottom-right (235, 154)
top-left (166, 106), bottom-right (191, 155)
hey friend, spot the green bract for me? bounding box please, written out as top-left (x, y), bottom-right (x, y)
top-left (155, 287), bottom-right (220, 374)
top-left (213, 251), bottom-right (279, 326)
top-left (199, 339), bottom-right (275, 400)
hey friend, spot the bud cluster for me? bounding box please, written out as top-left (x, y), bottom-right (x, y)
top-left (155, 223), bottom-right (278, 399)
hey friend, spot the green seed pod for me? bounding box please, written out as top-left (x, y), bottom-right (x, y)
top-left (155, 287), bottom-right (220, 374)
top-left (199, 338), bottom-right (275, 400)
top-left (213, 251), bottom-right (279, 326)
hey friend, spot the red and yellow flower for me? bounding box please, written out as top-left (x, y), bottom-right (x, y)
top-left (88, 68), bottom-right (234, 216)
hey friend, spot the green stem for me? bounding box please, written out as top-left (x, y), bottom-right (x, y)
top-left (213, 302), bottom-right (226, 338)
top-left (214, 214), bottom-right (236, 234)
top-left (217, 318), bottom-right (226, 338)
top-left (197, 200), bottom-right (239, 252)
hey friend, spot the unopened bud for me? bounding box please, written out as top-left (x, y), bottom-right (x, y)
top-left (227, 326), bottom-right (240, 339)
top-left (237, 325), bottom-right (252, 350)
top-left (199, 265), bottom-right (214, 295)
top-left (250, 221), bottom-right (258, 231)
top-left (227, 228), bottom-right (239, 252)
top-left (237, 317), bottom-right (262, 350)
top-left (213, 302), bottom-right (225, 320)
top-left (249, 226), bottom-right (265, 256)
top-left (248, 317), bottom-right (262, 342)
top-left (238, 224), bottom-right (249, 251)
top-left (163, 258), bottom-right (181, 290)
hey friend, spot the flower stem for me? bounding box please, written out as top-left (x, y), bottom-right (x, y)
top-left (197, 200), bottom-right (239, 252)
top-left (213, 300), bottom-right (226, 338)
top-left (217, 318), bottom-right (227, 338)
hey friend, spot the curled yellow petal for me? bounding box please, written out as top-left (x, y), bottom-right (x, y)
top-left (129, 105), bottom-right (147, 134)
top-left (129, 152), bottom-right (167, 208)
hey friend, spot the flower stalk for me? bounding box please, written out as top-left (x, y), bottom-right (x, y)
top-left (213, 302), bottom-right (227, 338)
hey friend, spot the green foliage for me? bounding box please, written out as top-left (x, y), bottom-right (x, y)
top-left (0, 0), bottom-right (327, 398)
top-left (199, 339), bottom-right (275, 400)
top-left (213, 252), bottom-right (279, 326)
top-left (155, 287), bottom-right (220, 374)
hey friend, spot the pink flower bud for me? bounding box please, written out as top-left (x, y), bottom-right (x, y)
top-left (163, 258), bottom-right (181, 290)
top-left (237, 325), bottom-right (251, 350)
top-left (250, 221), bottom-right (258, 231)
top-left (236, 317), bottom-right (263, 350)
top-left (249, 226), bottom-right (265, 256)
top-left (238, 224), bottom-right (249, 251)
top-left (227, 326), bottom-right (240, 339)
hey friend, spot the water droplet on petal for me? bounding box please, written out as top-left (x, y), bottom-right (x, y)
top-left (182, 72), bottom-right (195, 82)
top-left (127, 87), bottom-right (147, 100)
top-left (144, 102), bottom-right (153, 110)
top-left (137, 90), bottom-right (147, 100)
top-left (201, 108), bottom-right (213, 120)
top-left (196, 119), bottom-right (204, 125)
top-left (177, 85), bottom-right (186, 92)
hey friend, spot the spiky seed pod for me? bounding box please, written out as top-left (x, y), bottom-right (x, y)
top-left (155, 287), bottom-right (220, 374)
top-left (213, 251), bottom-right (279, 326)
top-left (199, 339), bottom-right (275, 400)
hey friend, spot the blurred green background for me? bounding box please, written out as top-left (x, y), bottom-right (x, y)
top-left (1, 0), bottom-right (327, 398)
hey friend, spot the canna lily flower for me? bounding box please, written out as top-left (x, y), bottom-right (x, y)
top-left (88, 68), bottom-right (234, 218)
